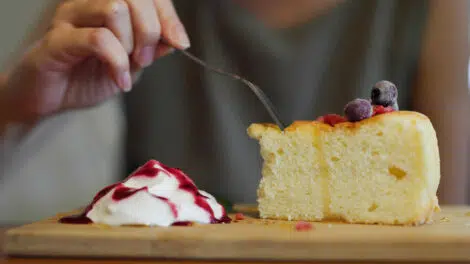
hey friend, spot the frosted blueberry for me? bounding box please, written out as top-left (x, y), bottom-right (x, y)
top-left (371, 80), bottom-right (399, 110)
top-left (344, 98), bottom-right (373, 122)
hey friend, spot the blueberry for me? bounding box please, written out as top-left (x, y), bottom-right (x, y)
top-left (370, 80), bottom-right (399, 110)
top-left (344, 98), bottom-right (373, 122)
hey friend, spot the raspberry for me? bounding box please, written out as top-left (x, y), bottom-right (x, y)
top-left (373, 105), bottom-right (394, 116)
top-left (235, 213), bottom-right (245, 220)
top-left (295, 221), bottom-right (313, 231)
top-left (317, 114), bottom-right (347, 126)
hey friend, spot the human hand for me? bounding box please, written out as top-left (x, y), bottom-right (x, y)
top-left (2, 0), bottom-right (190, 122)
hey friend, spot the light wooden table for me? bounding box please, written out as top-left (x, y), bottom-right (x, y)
top-left (2, 226), bottom-right (469, 264)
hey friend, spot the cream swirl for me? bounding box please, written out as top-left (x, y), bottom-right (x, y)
top-left (60, 160), bottom-right (231, 226)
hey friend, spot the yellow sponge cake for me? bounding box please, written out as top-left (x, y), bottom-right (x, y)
top-left (247, 81), bottom-right (440, 226)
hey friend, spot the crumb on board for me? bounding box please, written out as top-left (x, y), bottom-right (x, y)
top-left (327, 224), bottom-right (333, 228)
top-left (235, 213), bottom-right (245, 220)
top-left (295, 221), bottom-right (314, 231)
top-left (440, 217), bottom-right (450, 222)
top-left (464, 212), bottom-right (470, 217)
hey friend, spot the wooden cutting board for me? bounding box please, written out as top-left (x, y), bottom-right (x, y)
top-left (4, 205), bottom-right (470, 262)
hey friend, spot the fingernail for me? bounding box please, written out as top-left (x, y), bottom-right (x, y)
top-left (162, 47), bottom-right (175, 57)
top-left (137, 46), bottom-right (155, 67)
top-left (174, 24), bottom-right (190, 49)
top-left (156, 46), bottom-right (175, 58)
top-left (119, 71), bottom-right (132, 92)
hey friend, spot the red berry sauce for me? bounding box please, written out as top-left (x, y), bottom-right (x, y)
top-left (372, 105), bottom-right (394, 116)
top-left (235, 213), bottom-right (245, 220)
top-left (316, 105), bottom-right (395, 126)
top-left (295, 221), bottom-right (313, 231)
top-left (59, 160), bottom-right (231, 226)
top-left (172, 221), bottom-right (193, 226)
top-left (316, 114), bottom-right (347, 126)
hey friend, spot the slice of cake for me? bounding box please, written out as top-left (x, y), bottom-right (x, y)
top-left (247, 81), bottom-right (441, 226)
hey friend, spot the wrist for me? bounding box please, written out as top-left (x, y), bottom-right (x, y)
top-left (1, 71), bottom-right (43, 123)
top-left (0, 76), bottom-right (10, 136)
top-left (0, 75), bottom-right (36, 138)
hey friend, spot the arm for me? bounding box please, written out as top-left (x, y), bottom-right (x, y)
top-left (413, 0), bottom-right (470, 204)
top-left (0, 73), bottom-right (14, 138)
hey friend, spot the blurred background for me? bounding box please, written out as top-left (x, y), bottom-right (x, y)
top-left (0, 0), bottom-right (469, 225)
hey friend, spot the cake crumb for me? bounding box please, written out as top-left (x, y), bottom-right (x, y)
top-left (440, 217), bottom-right (450, 222)
top-left (295, 221), bottom-right (314, 231)
top-left (464, 212), bottom-right (470, 217)
top-left (327, 224), bottom-right (333, 228)
top-left (465, 222), bottom-right (470, 228)
top-left (235, 213), bottom-right (245, 220)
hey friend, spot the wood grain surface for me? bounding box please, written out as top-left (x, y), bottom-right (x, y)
top-left (3, 205), bottom-right (470, 263)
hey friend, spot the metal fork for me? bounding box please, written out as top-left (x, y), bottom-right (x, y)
top-left (178, 49), bottom-right (286, 130)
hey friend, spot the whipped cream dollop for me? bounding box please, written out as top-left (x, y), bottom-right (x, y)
top-left (60, 160), bottom-right (231, 226)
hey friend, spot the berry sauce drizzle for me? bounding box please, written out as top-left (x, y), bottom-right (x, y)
top-left (59, 160), bottom-right (231, 226)
top-left (59, 183), bottom-right (119, 224)
top-left (316, 106), bottom-right (395, 127)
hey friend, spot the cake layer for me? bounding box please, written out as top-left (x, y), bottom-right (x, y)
top-left (248, 111), bottom-right (441, 225)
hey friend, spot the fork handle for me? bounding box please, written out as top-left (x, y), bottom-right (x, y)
top-left (177, 49), bottom-right (287, 130)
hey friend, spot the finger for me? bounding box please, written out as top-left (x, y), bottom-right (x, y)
top-left (41, 25), bottom-right (132, 91)
top-left (155, 43), bottom-right (175, 59)
top-left (125, 0), bottom-right (161, 67)
top-left (53, 0), bottom-right (134, 54)
top-left (154, 0), bottom-right (190, 50)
